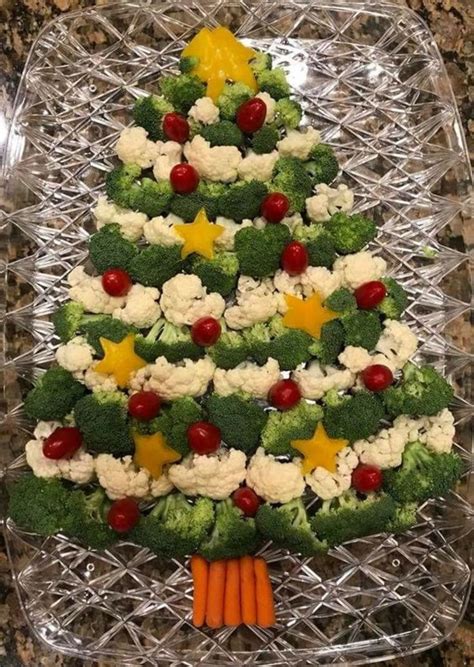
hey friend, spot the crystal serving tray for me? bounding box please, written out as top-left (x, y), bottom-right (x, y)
top-left (1, 1), bottom-right (472, 664)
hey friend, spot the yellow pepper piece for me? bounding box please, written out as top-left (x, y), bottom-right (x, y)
top-left (94, 334), bottom-right (147, 389)
top-left (174, 208), bottom-right (224, 260)
top-left (282, 293), bottom-right (339, 338)
top-left (291, 423), bottom-right (349, 475)
top-left (133, 431), bottom-right (181, 479)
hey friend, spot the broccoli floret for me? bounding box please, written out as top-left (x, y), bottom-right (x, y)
top-left (377, 277), bottom-right (408, 320)
top-left (65, 488), bottom-right (117, 550)
top-left (129, 244), bottom-right (184, 288)
top-left (383, 441), bottom-right (463, 504)
top-left (256, 68), bottom-right (290, 99)
top-left (250, 52), bottom-right (272, 75)
top-left (207, 330), bottom-right (249, 369)
top-left (191, 252), bottom-right (239, 297)
top-left (293, 223), bottom-right (336, 268)
top-left (160, 74), bottom-right (205, 113)
top-left (326, 212), bottom-right (377, 255)
top-left (89, 224), bottom-right (138, 273)
top-left (311, 491), bottom-right (396, 547)
top-left (170, 181), bottom-right (226, 222)
top-left (74, 391), bottom-right (133, 456)
top-left (387, 503), bottom-right (419, 533)
top-left (304, 144), bottom-right (339, 185)
top-left (81, 316), bottom-right (135, 357)
top-left (179, 55), bottom-right (199, 74)
top-left (129, 178), bottom-right (173, 218)
top-left (218, 180), bottom-right (268, 221)
top-left (216, 82), bottom-right (254, 120)
top-left (134, 320), bottom-right (203, 364)
top-left (243, 316), bottom-right (313, 370)
top-left (341, 310), bottom-right (382, 351)
top-left (324, 288), bottom-right (357, 314)
top-left (24, 367), bottom-right (86, 421)
top-left (274, 97), bottom-right (302, 129)
top-left (132, 94), bottom-right (173, 141)
top-left (323, 390), bottom-right (385, 442)
top-left (105, 163), bottom-right (141, 208)
top-left (200, 120), bottom-right (243, 147)
top-left (308, 319), bottom-right (345, 366)
top-left (199, 499), bottom-right (260, 561)
top-left (270, 157), bottom-right (312, 212)
top-left (383, 363), bottom-right (454, 418)
top-left (251, 124), bottom-right (279, 154)
top-left (52, 301), bottom-right (85, 343)
top-left (256, 499), bottom-right (328, 556)
top-left (204, 393), bottom-right (268, 454)
top-left (261, 401), bottom-right (324, 457)
top-left (8, 475), bottom-right (69, 536)
top-left (131, 494), bottom-right (214, 558)
top-left (235, 223), bottom-right (290, 278)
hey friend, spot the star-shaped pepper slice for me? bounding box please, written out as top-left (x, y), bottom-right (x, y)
top-left (133, 431), bottom-right (181, 479)
top-left (94, 334), bottom-right (147, 389)
top-left (282, 292), bottom-right (339, 338)
top-left (291, 422), bottom-right (348, 475)
top-left (174, 208), bottom-right (224, 260)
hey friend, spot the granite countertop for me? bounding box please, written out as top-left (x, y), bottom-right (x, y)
top-left (0, 0), bottom-right (472, 665)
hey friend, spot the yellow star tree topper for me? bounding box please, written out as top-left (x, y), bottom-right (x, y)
top-left (174, 208), bottom-right (224, 260)
top-left (94, 334), bottom-right (147, 389)
top-left (291, 423), bottom-right (349, 475)
top-left (133, 431), bottom-right (181, 479)
top-left (181, 26), bottom-right (258, 100)
top-left (282, 293), bottom-right (339, 338)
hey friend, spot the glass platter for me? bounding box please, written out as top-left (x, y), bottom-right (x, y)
top-left (1, 1), bottom-right (472, 664)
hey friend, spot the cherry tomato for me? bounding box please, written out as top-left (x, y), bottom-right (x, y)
top-left (354, 281), bottom-right (387, 309)
top-left (101, 268), bottom-right (132, 297)
top-left (236, 98), bottom-right (267, 134)
top-left (107, 498), bottom-right (140, 533)
top-left (268, 379), bottom-right (301, 411)
top-left (361, 364), bottom-right (393, 392)
top-left (232, 487), bottom-right (261, 517)
top-left (43, 427), bottom-right (83, 460)
top-left (187, 421), bottom-right (221, 455)
top-left (128, 391), bottom-right (161, 421)
top-left (281, 241), bottom-right (309, 275)
top-left (170, 163), bottom-right (199, 194)
top-left (162, 112), bottom-right (190, 143)
top-left (260, 192), bottom-right (290, 223)
top-left (191, 317), bottom-right (221, 347)
top-left (352, 464), bottom-right (383, 494)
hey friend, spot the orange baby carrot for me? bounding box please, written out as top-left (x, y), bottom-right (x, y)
top-left (224, 559), bottom-right (241, 626)
top-left (206, 560), bottom-right (226, 629)
top-left (191, 555), bottom-right (209, 627)
top-left (240, 555), bottom-right (257, 625)
top-left (254, 558), bottom-right (276, 628)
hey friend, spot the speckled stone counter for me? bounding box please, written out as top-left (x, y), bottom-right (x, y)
top-left (0, 1), bottom-right (472, 664)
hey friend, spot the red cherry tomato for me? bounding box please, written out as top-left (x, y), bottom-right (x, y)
top-left (268, 379), bottom-right (301, 411)
top-left (170, 163), bottom-right (199, 194)
top-left (260, 192), bottom-right (290, 223)
top-left (128, 391), bottom-right (161, 421)
top-left (361, 364), bottom-right (394, 392)
top-left (162, 112), bottom-right (190, 143)
top-left (101, 268), bottom-right (132, 297)
top-left (354, 281), bottom-right (387, 309)
top-left (43, 427), bottom-right (83, 460)
top-left (107, 498), bottom-right (140, 533)
top-left (352, 464), bottom-right (383, 494)
top-left (281, 241), bottom-right (309, 276)
top-left (236, 98), bottom-right (267, 134)
top-left (191, 317), bottom-right (221, 347)
top-left (232, 487), bottom-right (262, 517)
top-left (187, 421), bottom-right (221, 455)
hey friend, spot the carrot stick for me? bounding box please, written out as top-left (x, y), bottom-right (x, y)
top-left (240, 555), bottom-right (257, 625)
top-left (206, 560), bottom-right (226, 629)
top-left (254, 558), bottom-right (276, 628)
top-left (224, 559), bottom-right (241, 626)
top-left (191, 555), bottom-right (209, 627)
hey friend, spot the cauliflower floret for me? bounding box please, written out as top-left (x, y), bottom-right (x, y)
top-left (214, 217), bottom-right (253, 251)
top-left (214, 358), bottom-right (281, 399)
top-left (317, 183), bottom-right (354, 214)
top-left (149, 471), bottom-right (174, 498)
top-left (130, 356), bottom-right (215, 400)
top-left (256, 91), bottom-right (276, 123)
top-left (93, 196), bottom-right (147, 242)
top-left (113, 284), bottom-right (161, 329)
top-left (161, 274), bottom-right (225, 326)
top-left (26, 439), bottom-right (95, 484)
top-left (224, 276), bottom-right (279, 329)
top-left (338, 346), bottom-right (372, 373)
top-left (418, 409), bottom-right (455, 454)
top-left (273, 269), bottom-right (305, 314)
top-left (375, 320), bottom-right (417, 370)
top-left (143, 213), bottom-right (184, 247)
top-left (116, 126), bottom-right (159, 168)
top-left (56, 336), bottom-right (94, 374)
top-left (305, 193), bottom-right (331, 223)
top-left (33, 421), bottom-right (62, 440)
top-left (237, 150), bottom-right (279, 182)
top-left (353, 414), bottom-right (420, 469)
top-left (82, 366), bottom-right (118, 393)
top-left (95, 454), bottom-right (151, 500)
top-left (184, 135), bottom-right (242, 183)
top-left (246, 448), bottom-right (305, 504)
top-left (68, 266), bottom-right (126, 314)
top-left (334, 251), bottom-right (387, 290)
top-left (292, 362), bottom-right (355, 400)
top-left (152, 140), bottom-right (182, 181)
top-left (277, 126), bottom-right (320, 160)
top-left (301, 266), bottom-right (343, 299)
top-left (281, 213), bottom-right (304, 234)
top-left (168, 448), bottom-right (246, 500)
top-left (306, 447), bottom-right (359, 500)
top-left (188, 96), bottom-right (220, 125)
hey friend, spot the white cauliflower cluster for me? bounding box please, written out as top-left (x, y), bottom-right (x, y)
top-left (305, 183), bottom-right (354, 223)
top-left (143, 213), bottom-right (184, 246)
top-left (306, 447), bottom-right (359, 500)
top-left (256, 92), bottom-right (276, 122)
top-left (237, 150), bottom-right (278, 182)
top-left (292, 362), bottom-right (355, 399)
top-left (188, 96), bottom-right (220, 125)
top-left (213, 358), bottom-right (281, 399)
top-left (116, 126), bottom-right (158, 168)
top-left (68, 266), bottom-right (125, 314)
top-left (93, 196), bottom-right (147, 242)
top-left (56, 336), bottom-right (94, 374)
top-left (95, 454), bottom-right (173, 500)
top-left (246, 448), bottom-right (305, 504)
top-left (184, 135), bottom-right (242, 182)
top-left (375, 320), bottom-right (418, 370)
top-left (301, 266), bottom-right (343, 299)
top-left (153, 140), bottom-right (182, 181)
top-left (160, 274), bottom-right (225, 326)
top-left (333, 251), bottom-right (387, 290)
top-left (130, 356), bottom-right (215, 400)
top-left (82, 367), bottom-right (118, 393)
top-left (337, 346), bottom-right (395, 374)
top-left (277, 126), bottom-right (320, 160)
top-left (168, 449), bottom-right (246, 499)
top-left (113, 284), bottom-right (161, 329)
top-left (353, 414), bottom-right (420, 469)
top-left (224, 276), bottom-right (278, 329)
top-left (416, 409), bottom-right (455, 454)
top-left (214, 217), bottom-right (253, 251)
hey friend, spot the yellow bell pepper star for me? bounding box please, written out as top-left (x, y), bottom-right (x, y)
top-left (174, 208), bottom-right (224, 260)
top-left (291, 423), bottom-right (349, 475)
top-left (94, 334), bottom-right (147, 389)
top-left (133, 431), bottom-right (181, 480)
top-left (282, 292), bottom-right (339, 338)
